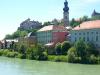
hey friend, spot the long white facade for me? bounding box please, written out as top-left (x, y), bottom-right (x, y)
top-left (70, 28), bottom-right (100, 48)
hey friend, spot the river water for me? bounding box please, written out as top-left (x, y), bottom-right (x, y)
top-left (0, 57), bottom-right (100, 75)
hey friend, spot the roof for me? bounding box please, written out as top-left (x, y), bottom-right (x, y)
top-left (45, 42), bottom-right (54, 46)
top-left (66, 26), bottom-right (72, 30)
top-left (2, 39), bottom-right (18, 43)
top-left (73, 20), bottom-right (100, 30)
top-left (38, 25), bottom-right (53, 32)
top-left (37, 25), bottom-right (67, 32)
top-left (26, 32), bottom-right (35, 37)
top-left (92, 10), bottom-right (100, 16)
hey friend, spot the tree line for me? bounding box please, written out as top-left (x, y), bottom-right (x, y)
top-left (0, 39), bottom-right (100, 64)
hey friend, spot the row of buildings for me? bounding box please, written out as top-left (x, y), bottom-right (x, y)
top-left (0, 0), bottom-right (100, 50)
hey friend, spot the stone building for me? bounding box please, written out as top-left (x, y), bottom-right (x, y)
top-left (92, 10), bottom-right (100, 17)
top-left (18, 18), bottom-right (42, 30)
top-left (70, 20), bottom-right (100, 49)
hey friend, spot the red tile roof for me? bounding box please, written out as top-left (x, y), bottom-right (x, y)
top-left (38, 25), bottom-right (67, 32)
top-left (73, 20), bottom-right (100, 30)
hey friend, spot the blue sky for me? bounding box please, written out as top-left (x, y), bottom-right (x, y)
top-left (0, 0), bottom-right (100, 40)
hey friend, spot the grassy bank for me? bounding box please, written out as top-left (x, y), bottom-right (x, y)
top-left (0, 49), bottom-right (25, 59)
top-left (48, 55), bottom-right (68, 62)
top-left (0, 49), bottom-right (68, 62)
top-left (0, 49), bottom-right (100, 64)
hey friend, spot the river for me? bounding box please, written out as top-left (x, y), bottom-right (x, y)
top-left (0, 57), bottom-right (100, 75)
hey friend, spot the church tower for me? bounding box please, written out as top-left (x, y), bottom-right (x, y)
top-left (63, 0), bottom-right (69, 27)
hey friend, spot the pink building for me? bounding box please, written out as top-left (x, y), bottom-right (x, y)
top-left (37, 25), bottom-right (68, 47)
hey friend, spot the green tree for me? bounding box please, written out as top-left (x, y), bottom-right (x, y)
top-left (18, 45), bottom-right (27, 54)
top-left (74, 39), bottom-right (88, 63)
top-left (89, 55), bottom-right (98, 64)
top-left (52, 19), bottom-right (60, 25)
top-left (91, 16), bottom-right (100, 20)
top-left (26, 47), bottom-right (35, 60)
top-left (43, 21), bottom-right (51, 26)
top-left (55, 43), bottom-right (62, 55)
top-left (34, 44), bottom-right (48, 60)
top-left (70, 18), bottom-right (81, 27)
top-left (5, 34), bottom-right (13, 39)
top-left (67, 47), bottom-right (80, 63)
top-left (81, 16), bottom-right (89, 22)
top-left (61, 41), bottom-right (71, 55)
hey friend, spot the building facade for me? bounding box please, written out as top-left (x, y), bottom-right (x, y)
top-left (70, 20), bottom-right (100, 49)
top-left (1, 39), bottom-right (18, 49)
top-left (63, 0), bottom-right (69, 27)
top-left (18, 32), bottom-right (37, 46)
top-left (37, 25), bottom-right (68, 46)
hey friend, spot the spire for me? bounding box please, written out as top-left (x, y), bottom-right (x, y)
top-left (93, 9), bottom-right (96, 13)
top-left (92, 9), bottom-right (96, 16)
top-left (92, 9), bottom-right (100, 17)
top-left (63, 0), bottom-right (69, 27)
top-left (63, 0), bottom-right (69, 12)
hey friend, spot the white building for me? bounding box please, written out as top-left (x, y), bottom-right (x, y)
top-left (70, 20), bottom-right (100, 49)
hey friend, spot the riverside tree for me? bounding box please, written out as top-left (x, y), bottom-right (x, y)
top-left (61, 41), bottom-right (71, 55)
top-left (55, 43), bottom-right (62, 55)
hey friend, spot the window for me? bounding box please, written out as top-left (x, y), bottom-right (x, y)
top-left (87, 37), bottom-right (89, 41)
top-left (75, 37), bottom-right (77, 42)
top-left (91, 32), bottom-right (93, 34)
top-left (79, 33), bottom-right (81, 35)
top-left (96, 32), bottom-right (98, 34)
top-left (87, 32), bottom-right (89, 35)
top-left (83, 37), bottom-right (85, 41)
top-left (83, 32), bottom-right (85, 35)
top-left (75, 33), bottom-right (77, 35)
top-left (96, 36), bottom-right (98, 41)
top-left (95, 44), bottom-right (98, 47)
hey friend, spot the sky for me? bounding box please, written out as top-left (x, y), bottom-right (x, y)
top-left (0, 0), bottom-right (100, 40)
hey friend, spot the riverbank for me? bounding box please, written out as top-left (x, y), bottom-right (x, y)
top-left (0, 49), bottom-right (100, 64)
top-left (0, 49), bottom-right (67, 62)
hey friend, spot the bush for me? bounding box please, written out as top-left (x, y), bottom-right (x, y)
top-left (37, 51), bottom-right (48, 61)
top-left (89, 55), bottom-right (98, 64)
top-left (3, 49), bottom-right (10, 56)
top-left (26, 47), bottom-right (35, 60)
top-left (6, 52), bottom-right (19, 58)
top-left (61, 41), bottom-right (71, 55)
top-left (48, 55), bottom-right (55, 61)
top-left (0, 50), bottom-right (4, 56)
top-left (18, 45), bottom-right (27, 54)
top-left (16, 53), bottom-right (22, 58)
top-left (17, 53), bottom-right (26, 59)
top-left (55, 43), bottom-right (62, 55)
top-left (98, 57), bottom-right (100, 64)
top-left (54, 56), bottom-right (67, 62)
top-left (74, 39), bottom-right (87, 58)
top-left (67, 47), bottom-right (81, 63)
top-left (48, 55), bottom-right (67, 62)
